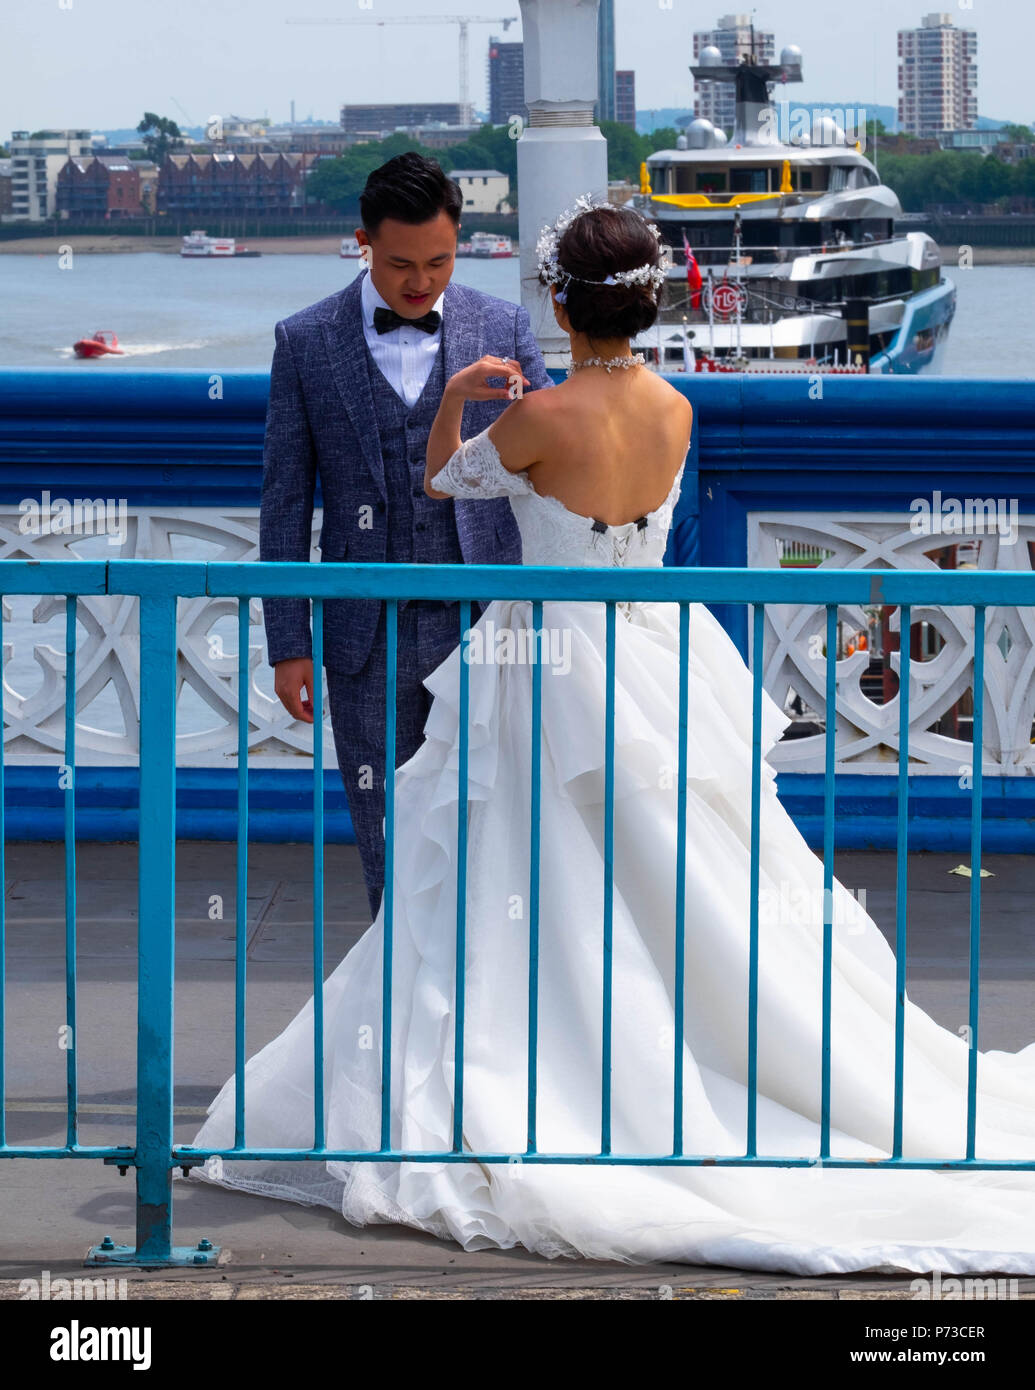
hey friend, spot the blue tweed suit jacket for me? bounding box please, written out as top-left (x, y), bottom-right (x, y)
top-left (259, 270), bottom-right (553, 674)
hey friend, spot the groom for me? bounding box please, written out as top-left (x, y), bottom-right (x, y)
top-left (259, 152), bottom-right (553, 918)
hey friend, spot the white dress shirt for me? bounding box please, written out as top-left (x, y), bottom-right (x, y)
top-left (360, 269), bottom-right (446, 409)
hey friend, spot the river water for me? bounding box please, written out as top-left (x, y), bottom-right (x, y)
top-left (1, 251), bottom-right (1034, 376)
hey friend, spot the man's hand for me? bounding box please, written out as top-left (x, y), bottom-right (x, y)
top-left (274, 657), bottom-right (315, 723)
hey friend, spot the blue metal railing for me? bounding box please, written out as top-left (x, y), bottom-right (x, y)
top-left (5, 370), bottom-right (1035, 846)
top-left (2, 558), bottom-right (1034, 1266)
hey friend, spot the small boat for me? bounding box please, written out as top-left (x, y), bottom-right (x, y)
top-left (340, 236), bottom-right (363, 258)
top-left (72, 329), bottom-right (124, 359)
top-left (181, 229), bottom-right (260, 258)
top-left (467, 232), bottom-right (515, 259)
top-left (456, 232), bottom-right (515, 258)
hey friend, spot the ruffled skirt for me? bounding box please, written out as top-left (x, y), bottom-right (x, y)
top-left (185, 598), bottom-right (1035, 1275)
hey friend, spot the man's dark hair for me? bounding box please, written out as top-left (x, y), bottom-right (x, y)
top-left (359, 152), bottom-right (463, 235)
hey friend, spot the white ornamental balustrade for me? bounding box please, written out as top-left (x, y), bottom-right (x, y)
top-left (8, 503), bottom-right (1035, 776)
top-left (748, 510), bottom-right (1035, 775)
top-left (1, 508), bottom-right (336, 766)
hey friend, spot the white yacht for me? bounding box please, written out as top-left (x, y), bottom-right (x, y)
top-left (631, 39), bottom-right (955, 374)
top-left (180, 229), bottom-right (259, 258)
top-left (457, 232), bottom-right (515, 259)
top-left (181, 229), bottom-right (235, 257)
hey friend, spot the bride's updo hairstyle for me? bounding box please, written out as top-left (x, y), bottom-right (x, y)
top-left (540, 205), bottom-right (664, 340)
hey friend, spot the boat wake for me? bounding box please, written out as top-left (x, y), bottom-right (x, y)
top-left (55, 340), bottom-right (209, 359)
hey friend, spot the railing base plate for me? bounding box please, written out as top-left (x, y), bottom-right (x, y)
top-left (85, 1242), bottom-right (221, 1268)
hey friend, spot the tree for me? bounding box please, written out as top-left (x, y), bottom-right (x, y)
top-left (136, 113), bottom-right (185, 165)
top-left (307, 141), bottom-right (402, 214)
top-left (873, 148), bottom-right (1034, 212)
top-left (646, 127), bottom-right (681, 153)
top-left (444, 124), bottom-right (519, 184)
top-left (976, 154), bottom-right (1012, 202)
top-left (599, 119), bottom-right (649, 182)
top-left (306, 127), bottom-right (523, 216)
top-left (1015, 154), bottom-right (1035, 199)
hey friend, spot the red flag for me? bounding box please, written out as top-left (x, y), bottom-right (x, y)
top-left (683, 231), bottom-right (703, 310)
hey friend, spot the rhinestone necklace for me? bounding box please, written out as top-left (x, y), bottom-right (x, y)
top-left (566, 353), bottom-right (646, 377)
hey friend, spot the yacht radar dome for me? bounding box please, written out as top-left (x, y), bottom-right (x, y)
top-left (676, 133), bottom-right (689, 150)
top-left (687, 117), bottom-right (718, 147)
top-left (690, 37), bottom-right (803, 147)
top-left (813, 114), bottom-right (847, 145)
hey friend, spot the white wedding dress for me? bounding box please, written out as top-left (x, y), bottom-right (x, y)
top-left (186, 427), bottom-right (1035, 1276)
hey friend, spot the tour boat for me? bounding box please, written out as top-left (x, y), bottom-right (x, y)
top-left (457, 232), bottom-right (515, 259)
top-left (72, 330), bottom-right (124, 359)
top-left (470, 232), bottom-right (515, 258)
top-left (631, 32), bottom-right (955, 374)
top-left (340, 236), bottom-right (363, 258)
top-left (181, 230), bottom-right (260, 258)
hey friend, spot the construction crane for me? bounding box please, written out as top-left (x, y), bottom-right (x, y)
top-left (286, 14), bottom-right (519, 117)
top-left (169, 97), bottom-right (197, 131)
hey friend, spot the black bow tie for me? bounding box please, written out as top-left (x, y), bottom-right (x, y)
top-left (373, 305), bottom-right (441, 336)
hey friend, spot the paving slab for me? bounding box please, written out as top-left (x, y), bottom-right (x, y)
top-left (1, 840), bottom-right (1032, 1299)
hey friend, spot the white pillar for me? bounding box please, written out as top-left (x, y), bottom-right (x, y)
top-left (517, 0), bottom-right (609, 360)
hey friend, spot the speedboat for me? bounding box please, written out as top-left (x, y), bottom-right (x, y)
top-left (72, 330), bottom-right (124, 359)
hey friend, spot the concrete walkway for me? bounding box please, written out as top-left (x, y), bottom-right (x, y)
top-left (1, 841), bottom-right (1032, 1301)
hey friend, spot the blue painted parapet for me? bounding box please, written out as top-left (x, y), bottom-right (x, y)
top-left (2, 368), bottom-right (1035, 848)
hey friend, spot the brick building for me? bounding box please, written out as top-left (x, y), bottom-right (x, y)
top-left (156, 151), bottom-right (317, 217)
top-left (56, 154), bottom-right (152, 219)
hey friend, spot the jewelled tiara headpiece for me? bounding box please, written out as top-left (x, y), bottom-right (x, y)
top-left (536, 194), bottom-right (672, 303)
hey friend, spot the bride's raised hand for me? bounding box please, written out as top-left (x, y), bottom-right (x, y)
top-left (427, 356), bottom-right (532, 486)
top-left (446, 355), bottom-right (530, 403)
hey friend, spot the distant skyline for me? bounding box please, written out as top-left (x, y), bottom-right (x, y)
top-left (2, 0), bottom-right (1030, 137)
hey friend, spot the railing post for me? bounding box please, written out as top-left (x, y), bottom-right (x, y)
top-left (88, 582), bottom-right (218, 1266)
top-left (134, 591), bottom-right (177, 1259)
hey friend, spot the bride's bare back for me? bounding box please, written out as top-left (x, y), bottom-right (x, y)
top-left (487, 367), bottom-right (693, 528)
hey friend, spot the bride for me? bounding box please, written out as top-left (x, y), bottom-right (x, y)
top-left (186, 200), bottom-right (1035, 1276)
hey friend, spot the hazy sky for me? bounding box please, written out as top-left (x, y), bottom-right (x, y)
top-left (2, 0), bottom-right (1030, 136)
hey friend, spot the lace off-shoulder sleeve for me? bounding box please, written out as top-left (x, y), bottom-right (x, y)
top-left (428, 427), bottom-right (534, 500)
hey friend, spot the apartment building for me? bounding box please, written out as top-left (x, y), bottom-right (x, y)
top-left (898, 13), bottom-right (978, 137)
